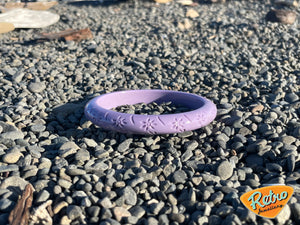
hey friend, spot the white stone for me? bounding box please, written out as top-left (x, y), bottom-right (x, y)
top-left (0, 9), bottom-right (59, 28)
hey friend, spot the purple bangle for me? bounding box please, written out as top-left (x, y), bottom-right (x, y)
top-left (84, 90), bottom-right (217, 135)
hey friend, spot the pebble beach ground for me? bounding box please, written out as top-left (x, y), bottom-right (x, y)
top-left (0, 0), bottom-right (300, 224)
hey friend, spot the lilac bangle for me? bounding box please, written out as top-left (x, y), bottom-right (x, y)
top-left (84, 90), bottom-right (217, 135)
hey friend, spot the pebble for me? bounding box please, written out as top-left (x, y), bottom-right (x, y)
top-left (66, 205), bottom-right (82, 220)
top-left (120, 186), bottom-right (137, 205)
top-left (117, 138), bottom-right (133, 152)
top-left (2, 151), bottom-right (23, 164)
top-left (113, 207), bottom-right (131, 222)
top-left (172, 170), bottom-right (188, 184)
top-left (0, 130), bottom-right (24, 140)
top-left (216, 161), bottom-right (233, 180)
top-left (28, 82), bottom-right (46, 93)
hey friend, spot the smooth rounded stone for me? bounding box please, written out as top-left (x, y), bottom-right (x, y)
top-left (99, 197), bottom-right (114, 208)
top-left (129, 206), bottom-right (146, 219)
top-left (216, 205), bottom-right (234, 217)
top-left (287, 154), bottom-right (296, 172)
top-left (276, 204), bottom-right (291, 224)
top-left (75, 149), bottom-right (90, 162)
top-left (30, 124), bottom-right (46, 133)
top-left (38, 158), bottom-right (52, 170)
top-left (0, 199), bottom-right (15, 212)
top-left (28, 82), bottom-right (46, 93)
top-left (145, 217), bottom-right (159, 225)
top-left (285, 93), bottom-right (299, 103)
top-left (67, 205), bottom-right (82, 220)
top-left (172, 170), bottom-right (188, 184)
top-left (169, 213), bottom-right (185, 223)
top-left (117, 138), bottom-right (133, 153)
top-left (2, 151), bottom-right (23, 164)
top-left (59, 141), bottom-right (80, 151)
top-left (245, 154), bottom-right (264, 166)
top-left (83, 138), bottom-right (98, 148)
top-left (58, 178), bottom-right (73, 189)
top-left (87, 206), bottom-right (101, 217)
top-left (113, 207), bottom-right (131, 222)
top-left (292, 127), bottom-right (300, 138)
top-left (120, 186), bottom-right (137, 205)
top-left (290, 203), bottom-right (300, 220)
top-left (0, 8), bottom-right (60, 28)
top-left (53, 201), bottom-right (68, 214)
top-left (184, 140), bottom-right (199, 151)
top-left (0, 130), bottom-right (24, 140)
top-left (35, 190), bottom-right (50, 203)
top-left (0, 122), bottom-right (18, 133)
top-left (280, 135), bottom-right (296, 145)
top-left (266, 163), bottom-right (282, 172)
top-left (150, 57), bottom-right (161, 66)
top-left (33, 180), bottom-right (49, 192)
top-left (60, 215), bottom-right (71, 225)
top-left (0, 176), bottom-right (28, 193)
top-left (149, 201), bottom-right (165, 215)
top-left (210, 191), bottom-right (224, 205)
top-left (66, 168), bottom-right (86, 176)
top-left (216, 161), bottom-right (233, 180)
top-left (101, 208), bottom-right (113, 220)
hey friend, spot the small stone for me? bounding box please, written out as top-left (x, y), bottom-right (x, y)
top-left (2, 151), bottom-right (23, 164)
top-left (266, 9), bottom-right (297, 24)
top-left (129, 206), bottom-right (146, 219)
top-left (290, 203), bottom-right (300, 220)
top-left (87, 206), bottom-right (101, 217)
top-left (117, 139), bottom-right (132, 152)
top-left (216, 161), bottom-right (233, 180)
top-left (120, 186), bottom-right (137, 205)
top-left (58, 178), bottom-right (73, 189)
top-left (53, 201), bottom-right (68, 214)
top-left (28, 82), bottom-right (46, 93)
top-left (35, 190), bottom-right (50, 203)
top-left (60, 215), bottom-right (71, 225)
top-left (285, 93), bottom-right (299, 103)
top-left (280, 136), bottom-right (296, 145)
top-left (113, 207), bottom-right (131, 222)
top-left (216, 205), bottom-right (234, 217)
top-left (83, 138), bottom-right (98, 148)
top-left (0, 130), bottom-right (24, 140)
top-left (150, 57), bottom-right (161, 66)
top-left (172, 170), bottom-right (188, 184)
top-left (186, 9), bottom-right (199, 18)
top-left (99, 197), bottom-right (114, 208)
top-left (66, 205), bottom-right (82, 220)
top-left (30, 124), bottom-right (46, 133)
top-left (276, 204), bottom-right (291, 224)
top-left (169, 213), bottom-right (185, 223)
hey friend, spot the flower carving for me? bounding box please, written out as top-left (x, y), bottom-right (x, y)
top-left (112, 116), bottom-right (127, 128)
top-left (172, 117), bottom-right (185, 132)
top-left (141, 118), bottom-right (157, 134)
top-left (196, 113), bottom-right (206, 126)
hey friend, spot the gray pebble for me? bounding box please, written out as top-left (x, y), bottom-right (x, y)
top-left (67, 205), bottom-right (82, 220)
top-left (0, 131), bottom-right (24, 140)
top-left (172, 170), bottom-right (188, 184)
top-left (120, 186), bottom-right (137, 205)
top-left (216, 161), bottom-right (233, 180)
top-left (28, 82), bottom-right (46, 93)
top-left (117, 138), bottom-right (133, 152)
